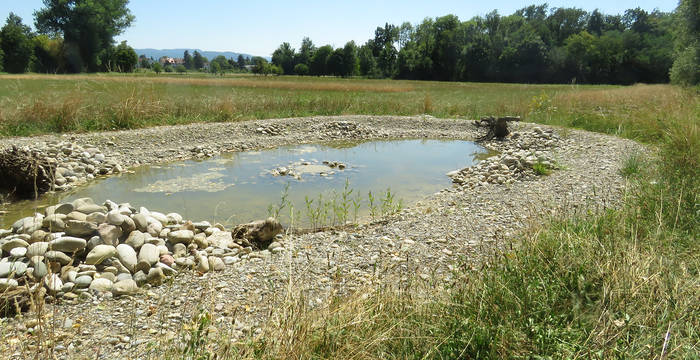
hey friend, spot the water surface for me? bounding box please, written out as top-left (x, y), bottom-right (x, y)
top-left (1, 139), bottom-right (487, 227)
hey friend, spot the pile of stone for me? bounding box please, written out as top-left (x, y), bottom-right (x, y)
top-left (269, 159), bottom-right (348, 179)
top-left (315, 121), bottom-right (375, 139)
top-left (0, 197), bottom-right (283, 309)
top-left (448, 127), bottom-right (561, 188)
top-left (1, 141), bottom-right (122, 194)
top-left (254, 123), bottom-right (286, 136)
top-left (188, 145), bottom-right (219, 159)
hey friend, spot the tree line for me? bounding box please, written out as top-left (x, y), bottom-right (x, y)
top-left (0, 0), bottom-right (136, 74)
top-left (270, 3), bottom-right (698, 85)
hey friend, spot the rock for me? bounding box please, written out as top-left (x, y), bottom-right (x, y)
top-left (1, 238), bottom-right (29, 252)
top-left (160, 254), bottom-right (175, 267)
top-left (0, 278), bottom-right (18, 291)
top-left (97, 223), bottom-right (122, 246)
top-left (0, 262), bottom-right (28, 278)
top-left (207, 231), bottom-right (234, 249)
top-left (89, 278), bottom-right (113, 292)
top-left (196, 253), bottom-right (210, 273)
top-left (75, 275), bottom-right (93, 288)
top-left (133, 271), bottom-right (147, 286)
top-left (106, 210), bottom-right (125, 226)
top-left (146, 222), bottom-right (162, 237)
top-left (223, 256), bottom-right (239, 265)
top-left (168, 230), bottom-right (194, 245)
top-left (76, 204), bottom-right (107, 214)
top-left (172, 243), bottom-right (187, 258)
top-left (44, 251), bottom-right (72, 265)
top-left (97, 272), bottom-right (116, 282)
top-left (231, 217), bottom-right (283, 249)
top-left (71, 197), bottom-right (94, 210)
top-left (64, 220), bottom-right (97, 237)
top-left (116, 244), bottom-right (137, 272)
top-left (85, 212), bottom-right (107, 224)
top-left (137, 243), bottom-right (159, 266)
top-left (44, 274), bottom-right (63, 292)
top-left (112, 279), bottom-right (138, 296)
top-left (27, 242), bottom-right (49, 257)
top-left (54, 203), bottom-right (74, 215)
top-left (166, 213), bottom-right (183, 224)
top-left (116, 273), bottom-right (132, 282)
top-left (10, 247), bottom-right (27, 258)
top-left (42, 214), bottom-right (67, 231)
top-left (209, 256), bottom-right (224, 271)
top-left (125, 230), bottom-right (146, 249)
top-left (49, 237), bottom-right (87, 253)
top-left (85, 245), bottom-right (117, 265)
top-left (30, 229), bottom-right (50, 244)
top-left (146, 267), bottom-right (165, 286)
top-left (120, 216), bottom-right (136, 234)
top-left (155, 262), bottom-right (177, 275)
top-left (132, 214), bottom-right (149, 232)
top-left (65, 211), bottom-right (87, 222)
top-left (149, 212), bottom-right (168, 226)
top-left (32, 259), bottom-right (49, 278)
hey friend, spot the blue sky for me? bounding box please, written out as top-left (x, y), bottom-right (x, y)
top-left (1, 0), bottom-right (679, 57)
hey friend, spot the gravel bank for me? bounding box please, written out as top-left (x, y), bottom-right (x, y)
top-left (0, 116), bottom-right (644, 359)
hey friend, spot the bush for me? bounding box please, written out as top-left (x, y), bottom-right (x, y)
top-left (293, 63), bottom-right (309, 75)
top-left (670, 45), bottom-right (700, 86)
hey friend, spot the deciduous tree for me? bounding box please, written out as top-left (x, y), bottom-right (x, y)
top-left (34, 0), bottom-right (134, 73)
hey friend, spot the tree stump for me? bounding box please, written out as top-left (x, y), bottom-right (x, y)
top-left (475, 116), bottom-right (521, 141)
top-left (0, 146), bottom-right (56, 199)
top-left (231, 217), bottom-right (283, 249)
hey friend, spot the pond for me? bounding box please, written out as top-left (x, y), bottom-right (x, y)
top-left (0, 139), bottom-right (490, 228)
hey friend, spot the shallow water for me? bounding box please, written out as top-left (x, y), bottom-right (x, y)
top-left (1, 139), bottom-right (488, 228)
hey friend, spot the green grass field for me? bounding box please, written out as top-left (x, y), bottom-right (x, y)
top-left (1, 74), bottom-right (697, 359)
top-left (1, 73), bottom-right (695, 144)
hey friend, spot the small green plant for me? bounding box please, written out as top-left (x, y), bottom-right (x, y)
top-left (182, 310), bottom-right (213, 359)
top-left (267, 182), bottom-right (290, 219)
top-left (532, 161), bottom-right (552, 176)
top-left (368, 191), bottom-right (378, 220)
top-left (620, 152), bottom-right (645, 178)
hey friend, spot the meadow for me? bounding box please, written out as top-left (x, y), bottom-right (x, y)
top-left (1, 73), bottom-right (694, 144)
top-left (1, 73), bottom-right (697, 358)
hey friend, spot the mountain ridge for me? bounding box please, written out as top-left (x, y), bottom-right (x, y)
top-left (135, 48), bottom-right (267, 61)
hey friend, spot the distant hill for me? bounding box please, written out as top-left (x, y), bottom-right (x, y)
top-left (135, 48), bottom-right (267, 61)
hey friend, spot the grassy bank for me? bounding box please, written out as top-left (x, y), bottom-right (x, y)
top-left (1, 73), bottom-right (693, 143)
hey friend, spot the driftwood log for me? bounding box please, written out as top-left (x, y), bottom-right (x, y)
top-left (231, 217), bottom-right (283, 249)
top-left (475, 116), bottom-right (521, 141)
top-left (0, 146), bottom-right (56, 199)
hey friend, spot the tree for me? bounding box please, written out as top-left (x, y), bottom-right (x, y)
top-left (293, 63), bottom-right (309, 75)
top-left (327, 48), bottom-right (344, 76)
top-left (237, 54), bottom-right (246, 69)
top-left (294, 37), bottom-right (315, 67)
top-left (310, 45), bottom-right (332, 75)
top-left (112, 41), bottom-right (137, 72)
top-left (252, 56), bottom-right (269, 74)
top-left (183, 50), bottom-right (193, 69)
top-left (193, 50), bottom-right (206, 70)
top-left (209, 61), bottom-right (220, 74)
top-left (175, 64), bottom-right (186, 73)
top-left (34, 0), bottom-right (134, 73)
top-left (670, 0), bottom-right (700, 85)
top-left (0, 13), bottom-right (34, 73)
top-left (138, 55), bottom-right (150, 69)
top-left (152, 62), bottom-right (162, 74)
top-left (341, 41), bottom-right (358, 77)
top-left (272, 42), bottom-right (295, 74)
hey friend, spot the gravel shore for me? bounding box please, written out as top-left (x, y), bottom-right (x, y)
top-left (0, 116), bottom-right (644, 359)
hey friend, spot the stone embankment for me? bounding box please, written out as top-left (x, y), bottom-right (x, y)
top-left (1, 197), bottom-right (283, 302)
